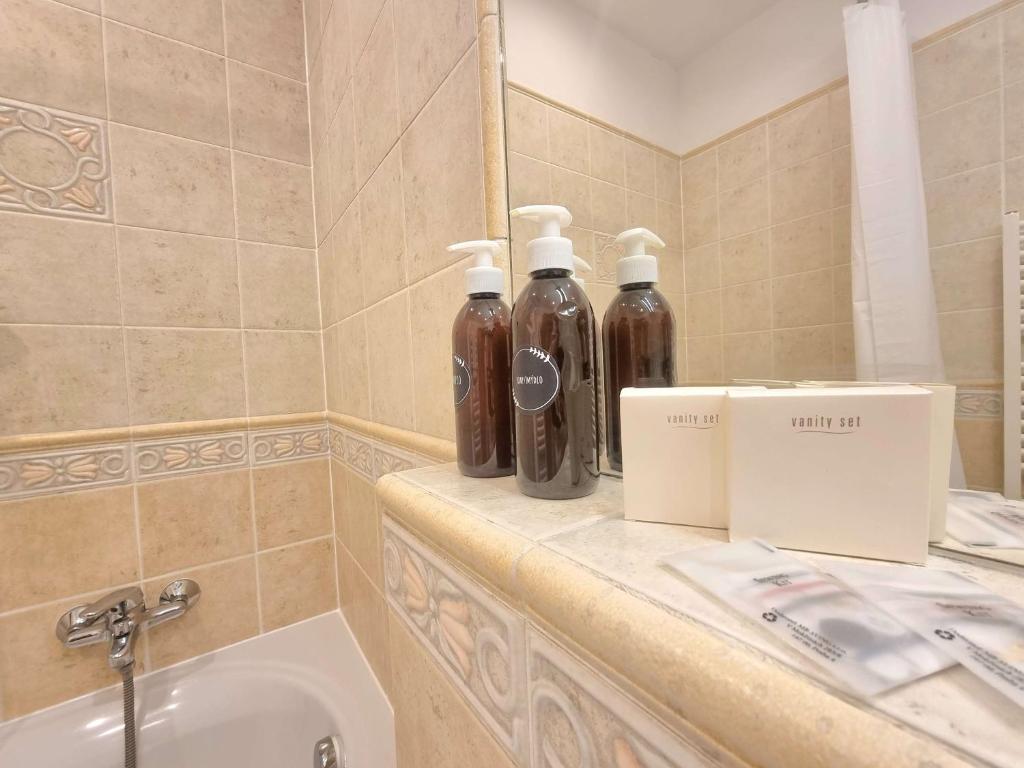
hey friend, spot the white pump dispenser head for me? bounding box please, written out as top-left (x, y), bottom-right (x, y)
top-left (571, 255), bottom-right (592, 291)
top-left (614, 227), bottom-right (665, 287)
top-left (510, 205), bottom-right (575, 274)
top-left (447, 240), bottom-right (504, 296)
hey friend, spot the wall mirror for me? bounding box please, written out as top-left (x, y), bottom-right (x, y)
top-left (500, 0), bottom-right (1023, 568)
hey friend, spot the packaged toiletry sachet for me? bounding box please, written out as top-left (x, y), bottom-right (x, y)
top-left (661, 540), bottom-right (953, 697)
top-left (829, 561), bottom-right (1024, 708)
top-left (946, 490), bottom-right (1024, 549)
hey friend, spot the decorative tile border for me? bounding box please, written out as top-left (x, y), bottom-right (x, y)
top-left (134, 432), bottom-right (248, 479)
top-left (0, 97), bottom-right (112, 221)
top-left (328, 424), bottom-right (435, 481)
top-left (250, 425), bottom-right (329, 465)
top-left (0, 444), bottom-right (130, 499)
top-left (955, 389), bottom-right (1002, 420)
top-left (383, 516), bottom-right (530, 764)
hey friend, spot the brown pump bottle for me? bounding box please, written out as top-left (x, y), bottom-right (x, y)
top-left (603, 228), bottom-right (676, 472)
top-left (510, 206), bottom-right (599, 499)
top-left (449, 241), bottom-right (515, 477)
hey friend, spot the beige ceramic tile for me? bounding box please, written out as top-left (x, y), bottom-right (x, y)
top-left (253, 457), bottom-right (333, 549)
top-left (313, 146), bottom-right (332, 245)
top-left (321, 0), bottom-right (352, 118)
top-left (366, 291), bottom-right (416, 429)
top-left (770, 153), bottom-right (831, 225)
top-left (145, 556), bottom-right (259, 668)
top-left (833, 264), bottom-right (852, 323)
top-left (234, 152), bottom-right (314, 247)
top-left (350, 0), bottom-right (388, 64)
top-left (229, 61), bottom-right (310, 165)
top-left (507, 151), bottom-right (550, 209)
top-left (773, 325), bottom-right (834, 380)
top-left (718, 124), bottom-right (767, 191)
top-left (138, 469), bottom-right (253, 576)
top-left (956, 417), bottom-right (1003, 491)
top-left (722, 280), bottom-right (771, 334)
top-left (829, 86), bottom-right (851, 148)
top-left (831, 145), bottom-right (851, 208)
top-left (308, 49), bottom-right (329, 154)
top-left (724, 331), bottom-right (773, 380)
top-left (914, 16), bottom-right (1000, 116)
top-left (919, 91), bottom-right (1001, 181)
top-left (223, 0), bottom-right (306, 81)
top-left (624, 139), bottom-right (656, 196)
top-left (1006, 3), bottom-right (1024, 85)
top-left (656, 200), bottom-right (683, 251)
top-left (548, 106), bottom-right (588, 174)
top-left (125, 328), bottom-right (245, 424)
top-left (258, 537), bottom-right (337, 630)
top-left (771, 211), bottom-right (832, 276)
top-left (337, 543), bottom-right (391, 688)
top-left (104, 21), bottom-right (229, 146)
top-left (0, 325), bottom-right (128, 436)
top-left (304, 0), bottom-right (323, 61)
top-left (590, 180), bottom-right (627, 236)
top-left (117, 227), bottom-right (240, 328)
top-left (402, 48), bottom-right (486, 283)
top-left (686, 335), bottom-right (723, 382)
top-left (719, 177), bottom-right (768, 239)
top-left (832, 206), bottom-right (851, 264)
top-left (243, 330), bottom-right (326, 416)
top-left (328, 89), bottom-right (358, 223)
top-left (506, 89), bottom-right (548, 162)
top-left (684, 289), bottom-right (722, 337)
top-left (655, 152), bottom-right (681, 204)
top-left (681, 148), bottom-right (717, 205)
top-left (683, 194), bottom-right (718, 249)
top-left (834, 322), bottom-right (855, 379)
top-left (330, 204), bottom-right (365, 322)
top-left (335, 466), bottom-right (383, 587)
top-left (0, 0), bottom-right (106, 117)
top-left (939, 308), bottom-right (1001, 383)
top-left (1006, 80), bottom-right (1024, 160)
top-left (360, 147), bottom-right (408, 304)
top-left (769, 96), bottom-right (829, 172)
top-left (930, 237), bottom-right (1001, 313)
top-left (924, 163), bottom-right (1001, 247)
top-left (104, 0), bottom-right (223, 51)
top-left (772, 269), bottom-right (833, 329)
top-left (335, 314), bottom-right (372, 418)
top-left (626, 191), bottom-right (657, 231)
top-left (0, 214), bottom-right (119, 324)
top-left (110, 124), bottom-right (234, 237)
top-left (238, 242), bottom-right (320, 330)
top-left (1007, 156), bottom-right (1024, 216)
top-left (323, 323), bottom-right (342, 409)
top-left (354, 7), bottom-right (400, 185)
top-left (394, 0), bottom-right (476, 126)
top-left (551, 167), bottom-right (592, 230)
top-left (683, 242), bottom-right (720, 294)
top-left (720, 230), bottom-right (769, 287)
top-left (589, 124), bottom-right (625, 186)
top-left (0, 487), bottom-right (136, 613)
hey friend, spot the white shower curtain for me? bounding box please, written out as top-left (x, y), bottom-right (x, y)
top-left (843, 0), bottom-right (964, 484)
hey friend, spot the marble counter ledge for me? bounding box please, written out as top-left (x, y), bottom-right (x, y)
top-left (377, 464), bottom-right (1024, 768)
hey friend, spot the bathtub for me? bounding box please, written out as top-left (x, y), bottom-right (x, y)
top-left (0, 612), bottom-right (395, 768)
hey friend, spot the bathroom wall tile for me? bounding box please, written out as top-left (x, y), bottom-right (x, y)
top-left (686, 335), bottom-right (723, 382)
top-left (351, 0), bottom-right (388, 61)
top-left (1006, 3), bottom-right (1024, 85)
top-left (655, 151), bottom-right (681, 204)
top-left (682, 148), bottom-right (717, 205)
top-left (626, 191), bottom-right (657, 231)
top-left (125, 328), bottom-right (245, 424)
top-left (402, 48), bottom-right (486, 283)
top-left (719, 177), bottom-right (768, 239)
top-left (832, 206), bottom-right (851, 264)
top-left (145, 556), bottom-right (260, 668)
top-left (835, 322), bottom-right (855, 379)
top-left (104, 22), bottom-right (229, 146)
top-left (684, 242), bottom-right (720, 293)
top-left (117, 227), bottom-right (240, 328)
top-left (930, 237), bottom-right (1001, 313)
top-left (506, 89), bottom-right (548, 162)
top-left (330, 204), bottom-right (365, 321)
top-left (394, 0), bottom-right (476, 127)
top-left (720, 230), bottom-right (769, 286)
top-left (133, 431), bottom-right (247, 480)
top-left (919, 91), bottom-right (1001, 181)
top-left (551, 167), bottom-right (592, 230)
top-left (773, 325), bottom-right (834, 380)
top-left (718, 124), bottom-right (766, 191)
top-left (0, 214), bottom-right (118, 324)
top-left (770, 211), bottom-right (832, 276)
top-left (366, 291), bottom-right (416, 430)
top-left (724, 331), bottom-right (773, 380)
top-left (137, 468), bottom-right (253, 576)
top-left (722, 280), bottom-right (771, 334)
top-left (304, 0), bottom-right (323, 61)
top-left (589, 123), bottom-right (625, 186)
top-left (656, 199), bottom-right (684, 250)
top-left (335, 466), bottom-right (383, 587)
top-left (323, 323), bottom-right (342, 409)
top-left (548, 106), bottom-right (588, 174)
top-left (1007, 156), bottom-right (1024, 217)
top-left (104, 0), bottom-right (223, 52)
top-left (308, 50), bottom-right (329, 154)
top-left (956, 417), bottom-right (1003, 491)
top-left (590, 179), bottom-right (627, 235)
top-left (243, 331), bottom-right (326, 416)
top-left (829, 85), bottom-right (851, 148)
top-left (833, 264), bottom-right (852, 323)
top-left (769, 95), bottom-right (829, 172)
top-left (335, 314), bottom-right (372, 418)
top-left (110, 125), bottom-right (234, 237)
top-left (321, 0), bottom-right (353, 119)
top-left (313, 147), bottom-right (332, 246)
top-left (250, 424), bottom-right (329, 466)
top-left (939, 308), bottom-right (1001, 383)
top-left (229, 61), bottom-right (311, 165)
top-left (924, 163), bottom-right (1001, 247)
top-left (337, 543), bottom-right (391, 687)
top-left (258, 537), bottom-right (337, 630)
top-left (624, 139), bottom-right (656, 196)
top-left (0, 486), bottom-right (136, 612)
top-left (1005, 80), bottom-right (1024, 160)
top-left (772, 269), bottom-right (833, 329)
top-left (354, 7), bottom-right (400, 185)
top-left (770, 153), bottom-right (831, 224)
top-left (0, 443), bottom-right (131, 500)
top-left (223, 0), bottom-right (306, 81)
top-left (360, 147), bottom-right (408, 303)
top-left (831, 146), bottom-right (851, 208)
top-left (507, 151), bottom-right (550, 208)
top-left (914, 16), bottom-right (1000, 116)
top-left (233, 152), bottom-right (314, 247)
top-left (328, 89), bottom-right (358, 223)
top-left (0, 326), bottom-right (128, 436)
top-left (684, 289), bottom-right (722, 337)
top-left (0, 0), bottom-right (106, 117)
top-left (683, 194), bottom-right (718, 249)
top-left (238, 242), bottom-right (320, 330)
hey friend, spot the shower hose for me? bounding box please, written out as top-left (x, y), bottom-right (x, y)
top-left (121, 665), bottom-right (137, 768)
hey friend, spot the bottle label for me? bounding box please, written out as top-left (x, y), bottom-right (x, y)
top-left (452, 354), bottom-right (472, 406)
top-left (512, 346), bottom-right (560, 412)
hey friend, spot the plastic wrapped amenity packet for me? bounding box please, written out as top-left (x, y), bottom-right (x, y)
top-left (662, 540), bottom-right (953, 697)
top-left (947, 490), bottom-right (1024, 549)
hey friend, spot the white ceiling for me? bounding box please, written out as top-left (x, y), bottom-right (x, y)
top-left (569, 0), bottom-right (780, 68)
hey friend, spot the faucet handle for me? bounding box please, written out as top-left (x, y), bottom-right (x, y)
top-left (141, 579), bottom-right (202, 631)
top-left (56, 606), bottom-right (111, 647)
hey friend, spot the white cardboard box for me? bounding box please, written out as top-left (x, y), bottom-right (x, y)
top-left (726, 385), bottom-right (932, 564)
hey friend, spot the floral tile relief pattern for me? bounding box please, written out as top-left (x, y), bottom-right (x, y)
top-left (329, 424), bottom-right (434, 481)
top-left (382, 516), bottom-right (530, 764)
top-left (250, 426), bottom-right (329, 465)
top-left (955, 389), bottom-right (1002, 420)
top-left (0, 444), bottom-right (130, 500)
top-left (134, 433), bottom-right (248, 479)
top-left (0, 97), bottom-right (112, 221)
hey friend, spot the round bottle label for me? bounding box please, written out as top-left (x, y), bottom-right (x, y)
top-left (452, 354), bottom-right (472, 406)
top-left (512, 346), bottom-right (560, 412)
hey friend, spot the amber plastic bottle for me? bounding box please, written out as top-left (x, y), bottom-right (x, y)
top-left (510, 206), bottom-right (599, 499)
top-left (449, 241), bottom-right (515, 477)
top-left (603, 228), bottom-right (676, 472)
